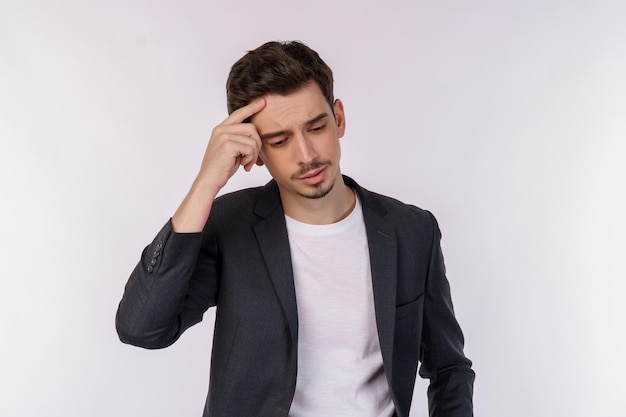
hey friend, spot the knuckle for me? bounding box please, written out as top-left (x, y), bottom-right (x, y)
top-left (211, 125), bottom-right (224, 137)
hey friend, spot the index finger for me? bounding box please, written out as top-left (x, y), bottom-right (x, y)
top-left (222, 98), bottom-right (266, 125)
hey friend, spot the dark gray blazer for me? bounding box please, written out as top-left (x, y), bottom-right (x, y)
top-left (116, 176), bottom-right (474, 417)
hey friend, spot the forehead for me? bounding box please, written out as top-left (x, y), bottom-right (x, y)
top-left (251, 81), bottom-right (331, 130)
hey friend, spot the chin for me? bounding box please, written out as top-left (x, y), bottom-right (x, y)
top-left (297, 179), bottom-right (335, 200)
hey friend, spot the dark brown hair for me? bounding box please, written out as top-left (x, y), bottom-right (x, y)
top-left (226, 41), bottom-right (334, 114)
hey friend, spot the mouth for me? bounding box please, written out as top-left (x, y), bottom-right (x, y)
top-left (298, 166), bottom-right (327, 185)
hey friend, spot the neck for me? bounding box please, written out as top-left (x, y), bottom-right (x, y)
top-left (281, 177), bottom-right (356, 225)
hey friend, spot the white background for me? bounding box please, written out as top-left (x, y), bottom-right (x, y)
top-left (1, 1), bottom-right (625, 416)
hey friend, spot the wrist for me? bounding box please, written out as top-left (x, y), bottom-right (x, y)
top-left (172, 180), bottom-right (218, 233)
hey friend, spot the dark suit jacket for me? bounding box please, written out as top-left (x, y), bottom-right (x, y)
top-left (116, 176), bottom-right (474, 417)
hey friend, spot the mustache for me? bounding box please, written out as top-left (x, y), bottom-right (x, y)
top-left (291, 160), bottom-right (332, 179)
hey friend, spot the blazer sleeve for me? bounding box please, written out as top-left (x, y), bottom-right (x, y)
top-left (419, 212), bottom-right (475, 417)
top-left (115, 219), bottom-right (218, 349)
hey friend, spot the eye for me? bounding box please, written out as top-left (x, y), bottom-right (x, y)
top-left (270, 138), bottom-right (288, 148)
top-left (311, 123), bottom-right (326, 132)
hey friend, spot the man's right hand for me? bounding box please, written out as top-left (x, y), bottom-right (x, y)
top-left (172, 98), bottom-right (266, 233)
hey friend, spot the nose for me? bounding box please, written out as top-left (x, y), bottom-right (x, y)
top-left (293, 133), bottom-right (318, 165)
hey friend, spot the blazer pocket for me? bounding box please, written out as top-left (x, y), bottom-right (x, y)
top-left (395, 293), bottom-right (424, 321)
top-left (394, 294), bottom-right (424, 356)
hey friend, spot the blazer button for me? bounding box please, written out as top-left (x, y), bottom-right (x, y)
top-left (150, 259), bottom-right (157, 266)
top-left (147, 265), bottom-right (154, 273)
top-left (153, 250), bottom-right (160, 258)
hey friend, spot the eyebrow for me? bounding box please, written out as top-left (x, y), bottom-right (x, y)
top-left (259, 112), bottom-right (329, 141)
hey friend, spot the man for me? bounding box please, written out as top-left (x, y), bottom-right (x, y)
top-left (116, 40), bottom-right (474, 417)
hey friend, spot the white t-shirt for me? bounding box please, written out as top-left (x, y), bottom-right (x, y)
top-left (286, 197), bottom-right (394, 417)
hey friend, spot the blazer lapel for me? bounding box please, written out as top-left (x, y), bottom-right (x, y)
top-left (252, 181), bottom-right (299, 347)
top-left (249, 177), bottom-right (398, 370)
top-left (348, 177), bottom-right (398, 379)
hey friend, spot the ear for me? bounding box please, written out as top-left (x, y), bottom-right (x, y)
top-left (333, 99), bottom-right (346, 138)
top-left (255, 157), bottom-right (265, 166)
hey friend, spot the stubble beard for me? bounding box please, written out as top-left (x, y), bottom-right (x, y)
top-left (292, 160), bottom-right (335, 200)
top-left (297, 180), bottom-right (335, 200)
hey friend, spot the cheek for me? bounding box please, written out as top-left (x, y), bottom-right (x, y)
top-left (324, 135), bottom-right (341, 156)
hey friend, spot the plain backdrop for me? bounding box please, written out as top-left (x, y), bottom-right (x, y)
top-left (1, 1), bottom-right (625, 416)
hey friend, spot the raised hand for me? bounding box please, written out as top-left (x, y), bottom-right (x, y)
top-left (172, 98), bottom-right (266, 232)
